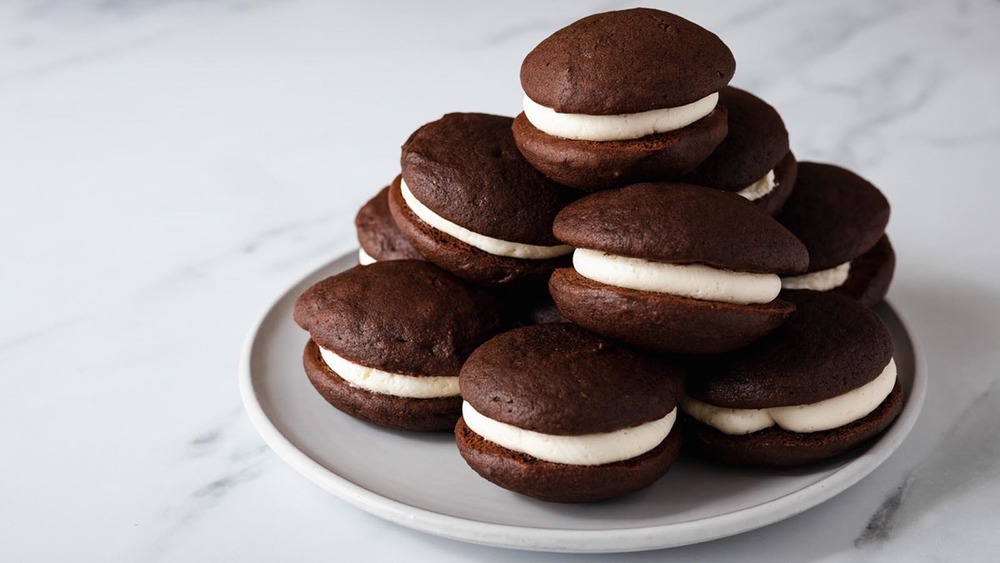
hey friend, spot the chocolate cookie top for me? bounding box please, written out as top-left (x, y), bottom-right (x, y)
top-left (685, 291), bottom-right (894, 408)
top-left (777, 162), bottom-right (890, 271)
top-left (293, 260), bottom-right (504, 377)
top-left (400, 113), bottom-right (577, 245)
top-left (553, 183), bottom-right (808, 274)
top-left (521, 8), bottom-right (736, 114)
top-left (461, 323), bottom-right (684, 435)
top-left (683, 87), bottom-right (790, 191)
top-left (354, 184), bottom-right (423, 262)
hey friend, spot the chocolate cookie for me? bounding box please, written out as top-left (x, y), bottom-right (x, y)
top-left (682, 87), bottom-right (797, 215)
top-left (389, 113), bottom-right (578, 286)
top-left (680, 291), bottom-right (903, 466)
top-left (456, 323), bottom-right (685, 502)
top-left (293, 260), bottom-right (505, 431)
top-left (521, 9), bottom-right (735, 114)
top-left (512, 110), bottom-right (728, 192)
top-left (513, 8), bottom-right (735, 191)
top-left (777, 162), bottom-right (894, 307)
top-left (354, 184), bottom-right (424, 265)
top-left (550, 183), bottom-right (808, 354)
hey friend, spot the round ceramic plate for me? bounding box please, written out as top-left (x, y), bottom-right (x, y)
top-left (239, 252), bottom-right (926, 553)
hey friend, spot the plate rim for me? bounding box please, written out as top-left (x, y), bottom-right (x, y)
top-left (238, 253), bottom-right (927, 553)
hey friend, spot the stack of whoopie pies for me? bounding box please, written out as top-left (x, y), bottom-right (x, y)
top-left (294, 7), bottom-right (902, 503)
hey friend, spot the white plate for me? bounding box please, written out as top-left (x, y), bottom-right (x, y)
top-left (239, 253), bottom-right (926, 553)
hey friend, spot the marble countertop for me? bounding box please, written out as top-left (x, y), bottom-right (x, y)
top-left (3, 0), bottom-right (999, 561)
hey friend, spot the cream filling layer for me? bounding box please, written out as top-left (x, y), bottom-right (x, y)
top-left (781, 261), bottom-right (852, 291)
top-left (462, 402), bottom-right (676, 466)
top-left (681, 358), bottom-right (897, 435)
top-left (319, 346), bottom-right (459, 399)
top-left (357, 247), bottom-right (376, 265)
top-left (573, 248), bottom-right (781, 304)
top-left (400, 178), bottom-right (573, 260)
top-left (522, 92), bottom-right (719, 142)
top-left (737, 169), bottom-right (776, 202)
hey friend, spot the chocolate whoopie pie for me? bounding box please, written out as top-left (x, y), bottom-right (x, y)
top-left (680, 291), bottom-right (903, 466)
top-left (777, 162), bottom-right (894, 307)
top-left (388, 112), bottom-right (579, 286)
top-left (550, 183), bottom-right (809, 354)
top-left (513, 8), bottom-right (735, 191)
top-left (456, 323), bottom-right (685, 502)
top-left (293, 260), bottom-right (505, 431)
top-left (682, 87), bottom-right (798, 215)
top-left (354, 185), bottom-right (424, 265)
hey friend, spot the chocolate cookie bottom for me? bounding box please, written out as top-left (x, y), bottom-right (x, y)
top-left (388, 176), bottom-right (570, 287)
top-left (680, 381), bottom-right (904, 467)
top-left (781, 235), bottom-right (895, 309)
top-left (303, 340), bottom-right (461, 432)
top-left (836, 235), bottom-right (895, 308)
top-left (512, 108), bottom-right (728, 192)
top-left (751, 150), bottom-right (798, 217)
top-left (456, 418), bottom-right (683, 502)
top-left (355, 184), bottom-right (425, 263)
top-left (549, 268), bottom-right (794, 355)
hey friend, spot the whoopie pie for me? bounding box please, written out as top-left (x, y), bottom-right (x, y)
top-left (550, 183), bottom-right (809, 354)
top-left (512, 8), bottom-right (735, 191)
top-left (354, 185), bottom-right (424, 265)
top-left (682, 86), bottom-right (798, 215)
top-left (293, 260), bottom-right (505, 431)
top-left (389, 112), bottom-right (578, 286)
top-left (680, 291), bottom-right (903, 466)
top-left (456, 323), bottom-right (685, 502)
top-left (777, 162), bottom-right (894, 307)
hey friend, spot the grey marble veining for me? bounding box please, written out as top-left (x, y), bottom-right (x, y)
top-left (859, 378), bottom-right (1000, 555)
top-left (856, 474), bottom-right (914, 547)
top-left (142, 411), bottom-right (274, 562)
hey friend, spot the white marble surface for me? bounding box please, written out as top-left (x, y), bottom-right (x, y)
top-left (2, 0), bottom-right (999, 561)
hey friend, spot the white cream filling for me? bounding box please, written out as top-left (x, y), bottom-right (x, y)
top-left (522, 92), bottom-right (719, 142)
top-left (737, 169), bottom-right (776, 202)
top-left (681, 358), bottom-right (897, 435)
top-left (319, 346), bottom-right (459, 399)
top-left (399, 178), bottom-right (573, 260)
top-left (462, 402), bottom-right (676, 466)
top-left (573, 248), bottom-right (781, 305)
top-left (357, 247), bottom-right (376, 265)
top-left (781, 261), bottom-right (852, 291)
